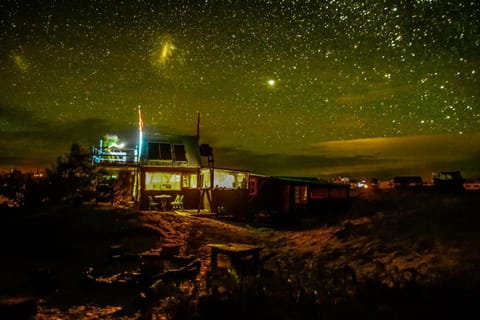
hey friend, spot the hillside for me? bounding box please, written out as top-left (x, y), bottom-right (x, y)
top-left (1, 188), bottom-right (479, 319)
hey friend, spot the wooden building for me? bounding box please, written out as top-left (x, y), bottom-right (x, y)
top-left (248, 175), bottom-right (350, 218)
top-left (137, 133), bottom-right (203, 210)
top-left (91, 132), bottom-right (250, 212)
top-left (91, 128), bottom-right (349, 217)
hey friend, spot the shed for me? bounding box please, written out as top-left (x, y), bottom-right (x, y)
top-left (432, 171), bottom-right (464, 192)
top-left (249, 175), bottom-right (350, 217)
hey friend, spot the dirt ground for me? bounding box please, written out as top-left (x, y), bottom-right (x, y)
top-left (1, 188), bottom-right (480, 319)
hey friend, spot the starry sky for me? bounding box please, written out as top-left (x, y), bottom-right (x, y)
top-left (1, 0), bottom-right (479, 180)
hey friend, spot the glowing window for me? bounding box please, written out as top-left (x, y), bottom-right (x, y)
top-left (182, 174), bottom-right (198, 189)
top-left (145, 172), bottom-right (181, 190)
top-left (200, 169), bottom-right (248, 189)
top-left (294, 185), bottom-right (308, 204)
top-left (200, 169), bottom-right (212, 188)
top-left (182, 176), bottom-right (189, 188)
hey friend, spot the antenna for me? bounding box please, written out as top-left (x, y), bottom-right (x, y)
top-left (196, 111), bottom-right (200, 142)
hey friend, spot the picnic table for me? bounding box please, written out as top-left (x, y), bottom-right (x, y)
top-left (207, 243), bottom-right (263, 275)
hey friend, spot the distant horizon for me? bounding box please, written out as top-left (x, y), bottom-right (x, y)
top-left (2, 132), bottom-right (479, 182)
top-left (2, 165), bottom-right (478, 182)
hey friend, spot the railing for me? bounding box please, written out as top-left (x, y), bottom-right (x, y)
top-left (92, 147), bottom-right (138, 165)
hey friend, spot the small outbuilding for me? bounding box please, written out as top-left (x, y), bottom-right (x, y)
top-left (248, 175), bottom-right (350, 218)
top-left (432, 171), bottom-right (464, 192)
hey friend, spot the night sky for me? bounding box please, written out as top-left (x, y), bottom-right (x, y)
top-left (1, 0), bottom-right (479, 180)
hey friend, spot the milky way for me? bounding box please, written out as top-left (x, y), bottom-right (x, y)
top-left (1, 1), bottom-right (479, 179)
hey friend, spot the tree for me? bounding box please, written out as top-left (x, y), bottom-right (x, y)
top-left (0, 169), bottom-right (27, 207)
top-left (46, 143), bottom-right (93, 206)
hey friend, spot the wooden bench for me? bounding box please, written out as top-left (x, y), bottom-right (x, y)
top-left (207, 243), bottom-right (263, 276)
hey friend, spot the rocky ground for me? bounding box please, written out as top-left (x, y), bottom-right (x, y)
top-left (1, 188), bottom-right (479, 319)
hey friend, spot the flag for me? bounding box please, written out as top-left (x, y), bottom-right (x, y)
top-left (138, 105), bottom-right (144, 131)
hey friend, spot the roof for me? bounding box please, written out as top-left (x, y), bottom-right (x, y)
top-left (142, 133), bottom-right (202, 167)
top-left (271, 176), bottom-right (348, 187)
top-left (204, 167), bottom-right (250, 173)
top-left (274, 176), bottom-right (322, 184)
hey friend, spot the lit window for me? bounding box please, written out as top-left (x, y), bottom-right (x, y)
top-left (294, 185), bottom-right (308, 204)
top-left (217, 172), bottom-right (235, 188)
top-left (200, 169), bottom-right (211, 188)
top-left (182, 175), bottom-right (189, 188)
top-left (200, 169), bottom-right (248, 189)
top-left (145, 172), bottom-right (181, 190)
top-left (190, 174), bottom-right (198, 188)
top-left (182, 174), bottom-right (198, 189)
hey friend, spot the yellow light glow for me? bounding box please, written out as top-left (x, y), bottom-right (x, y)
top-left (145, 172), bottom-right (181, 191)
top-left (267, 79), bottom-right (275, 87)
top-left (11, 54), bottom-right (30, 72)
top-left (151, 35), bottom-right (175, 68)
top-left (160, 42), bottom-right (174, 64)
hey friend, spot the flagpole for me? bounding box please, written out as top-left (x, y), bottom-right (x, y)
top-left (138, 105), bottom-right (144, 161)
top-left (196, 111), bottom-right (200, 143)
top-left (135, 105), bottom-right (144, 203)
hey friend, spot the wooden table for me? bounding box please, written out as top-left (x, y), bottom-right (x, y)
top-left (207, 243), bottom-right (263, 275)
